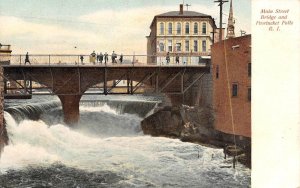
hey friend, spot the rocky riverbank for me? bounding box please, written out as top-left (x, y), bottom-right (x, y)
top-left (141, 105), bottom-right (251, 168)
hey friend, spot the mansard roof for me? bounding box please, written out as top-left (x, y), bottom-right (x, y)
top-left (150, 11), bottom-right (214, 28)
top-left (156, 11), bottom-right (210, 17)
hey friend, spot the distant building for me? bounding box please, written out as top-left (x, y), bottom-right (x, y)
top-left (147, 4), bottom-right (224, 65)
top-left (0, 43), bottom-right (12, 64)
top-left (211, 35), bottom-right (251, 138)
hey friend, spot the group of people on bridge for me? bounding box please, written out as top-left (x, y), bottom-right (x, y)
top-left (166, 52), bottom-right (181, 64)
top-left (82, 51), bottom-right (123, 65)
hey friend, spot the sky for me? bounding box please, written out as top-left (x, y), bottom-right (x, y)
top-left (0, 0), bottom-right (251, 55)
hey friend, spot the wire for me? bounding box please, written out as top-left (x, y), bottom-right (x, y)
top-left (223, 38), bottom-right (238, 153)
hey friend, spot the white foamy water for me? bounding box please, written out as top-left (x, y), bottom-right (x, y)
top-left (1, 103), bottom-right (251, 187)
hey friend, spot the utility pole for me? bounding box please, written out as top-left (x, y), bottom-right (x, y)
top-left (214, 0), bottom-right (228, 42)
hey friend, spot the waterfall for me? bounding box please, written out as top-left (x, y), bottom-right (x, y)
top-left (5, 101), bottom-right (62, 123)
top-left (0, 96), bottom-right (250, 187)
top-left (80, 99), bottom-right (161, 117)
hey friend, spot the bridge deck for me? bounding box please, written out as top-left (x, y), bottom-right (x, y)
top-left (2, 64), bottom-right (208, 68)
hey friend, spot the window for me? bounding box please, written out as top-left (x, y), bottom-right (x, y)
top-left (202, 22), bottom-right (207, 34)
top-left (216, 65), bottom-right (219, 79)
top-left (248, 63), bottom-right (251, 77)
top-left (177, 23), bottom-right (181, 34)
top-left (185, 40), bottom-right (189, 52)
top-left (168, 40), bottom-right (172, 52)
top-left (194, 40), bottom-right (198, 52)
top-left (168, 23), bottom-right (172, 34)
top-left (185, 22), bottom-right (189, 34)
top-left (194, 23), bottom-right (198, 34)
top-left (202, 40), bottom-right (206, 52)
top-left (176, 42), bottom-right (181, 52)
top-left (160, 23), bottom-right (164, 35)
top-left (159, 42), bottom-right (164, 52)
top-left (232, 83), bottom-right (238, 97)
top-left (248, 87), bottom-right (251, 101)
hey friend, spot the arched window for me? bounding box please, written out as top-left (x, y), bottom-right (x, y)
top-left (168, 22), bottom-right (172, 34)
top-left (177, 23), bottom-right (181, 34)
top-left (202, 22), bottom-right (207, 34)
top-left (194, 23), bottom-right (198, 34)
top-left (160, 23), bottom-right (164, 35)
top-left (185, 22), bottom-right (189, 34)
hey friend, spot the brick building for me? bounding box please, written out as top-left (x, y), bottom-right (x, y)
top-left (211, 35), bottom-right (251, 138)
top-left (147, 4), bottom-right (224, 65)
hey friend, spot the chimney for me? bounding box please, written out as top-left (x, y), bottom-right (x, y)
top-left (179, 4), bottom-right (183, 14)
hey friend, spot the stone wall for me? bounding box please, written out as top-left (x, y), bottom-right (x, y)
top-left (0, 66), bottom-right (8, 152)
top-left (181, 71), bottom-right (213, 107)
top-left (197, 71), bottom-right (213, 107)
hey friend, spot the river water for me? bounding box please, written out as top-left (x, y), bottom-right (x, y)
top-left (0, 95), bottom-right (251, 187)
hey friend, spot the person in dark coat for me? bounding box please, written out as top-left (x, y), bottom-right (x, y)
top-left (80, 55), bottom-right (84, 64)
top-left (175, 53), bottom-right (179, 64)
top-left (112, 51), bottom-right (117, 64)
top-left (99, 52), bottom-right (103, 64)
top-left (119, 54), bottom-right (123, 63)
top-left (166, 52), bottom-right (170, 64)
top-left (25, 52), bottom-right (31, 65)
top-left (104, 52), bottom-right (108, 64)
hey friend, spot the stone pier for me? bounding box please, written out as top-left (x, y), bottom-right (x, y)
top-left (58, 95), bottom-right (82, 125)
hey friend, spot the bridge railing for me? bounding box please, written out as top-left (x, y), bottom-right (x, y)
top-left (0, 54), bottom-right (210, 67)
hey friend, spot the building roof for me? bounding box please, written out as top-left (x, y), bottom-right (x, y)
top-left (150, 10), bottom-right (215, 28)
top-left (155, 11), bottom-right (210, 18)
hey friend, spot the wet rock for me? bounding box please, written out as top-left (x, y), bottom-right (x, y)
top-left (141, 105), bottom-right (215, 142)
top-left (141, 106), bottom-right (183, 137)
top-left (141, 105), bottom-right (252, 168)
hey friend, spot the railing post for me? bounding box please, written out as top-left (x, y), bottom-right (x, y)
top-left (49, 55), bottom-right (51, 66)
top-left (20, 55), bottom-right (21, 65)
top-left (104, 68), bottom-right (107, 95)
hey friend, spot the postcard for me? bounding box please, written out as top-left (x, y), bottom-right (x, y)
top-left (0, 0), bottom-right (299, 187)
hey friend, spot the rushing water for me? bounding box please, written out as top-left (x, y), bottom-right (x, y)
top-left (0, 95), bottom-right (251, 187)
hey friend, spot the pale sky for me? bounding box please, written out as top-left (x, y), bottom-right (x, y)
top-left (0, 0), bottom-right (251, 55)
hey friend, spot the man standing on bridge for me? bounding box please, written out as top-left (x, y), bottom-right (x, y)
top-left (166, 52), bottom-right (170, 64)
top-left (104, 52), bottom-right (108, 64)
top-left (119, 53), bottom-right (123, 63)
top-left (175, 53), bottom-right (179, 64)
top-left (98, 52), bottom-right (103, 64)
top-left (112, 51), bottom-right (117, 64)
top-left (80, 55), bottom-right (84, 64)
top-left (25, 52), bottom-right (31, 65)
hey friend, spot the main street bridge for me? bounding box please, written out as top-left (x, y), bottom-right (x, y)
top-left (1, 55), bottom-right (211, 124)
